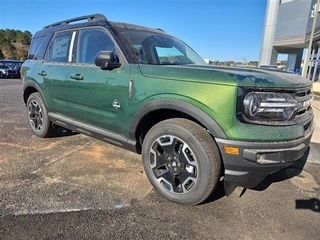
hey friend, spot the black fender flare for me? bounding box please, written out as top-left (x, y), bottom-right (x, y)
top-left (129, 99), bottom-right (226, 140)
top-left (23, 80), bottom-right (45, 104)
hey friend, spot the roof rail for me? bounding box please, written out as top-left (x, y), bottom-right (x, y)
top-left (43, 14), bottom-right (107, 29)
top-left (156, 28), bottom-right (166, 32)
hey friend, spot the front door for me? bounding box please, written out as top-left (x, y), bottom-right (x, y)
top-left (66, 28), bottom-right (130, 136)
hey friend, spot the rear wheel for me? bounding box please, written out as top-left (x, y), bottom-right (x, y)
top-left (142, 118), bottom-right (221, 205)
top-left (26, 92), bottom-right (54, 138)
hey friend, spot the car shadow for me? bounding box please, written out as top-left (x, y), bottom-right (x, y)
top-left (252, 147), bottom-right (309, 191)
top-left (296, 198), bottom-right (320, 212)
top-left (51, 125), bottom-right (79, 138)
top-left (201, 180), bottom-right (226, 205)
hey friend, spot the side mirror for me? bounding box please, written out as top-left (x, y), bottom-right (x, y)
top-left (95, 51), bottom-right (122, 70)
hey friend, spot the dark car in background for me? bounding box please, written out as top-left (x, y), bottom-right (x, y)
top-left (7, 67), bottom-right (20, 78)
top-left (0, 60), bottom-right (23, 78)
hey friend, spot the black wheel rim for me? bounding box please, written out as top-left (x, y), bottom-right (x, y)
top-left (28, 99), bottom-right (43, 132)
top-left (149, 135), bottom-right (198, 194)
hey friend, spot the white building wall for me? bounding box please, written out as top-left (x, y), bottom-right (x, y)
top-left (259, 0), bottom-right (280, 66)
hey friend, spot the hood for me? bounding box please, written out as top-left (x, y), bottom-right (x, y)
top-left (139, 64), bottom-right (312, 89)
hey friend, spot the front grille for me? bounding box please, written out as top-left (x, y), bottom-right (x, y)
top-left (304, 121), bottom-right (311, 131)
top-left (295, 88), bottom-right (312, 97)
top-left (292, 87), bottom-right (314, 121)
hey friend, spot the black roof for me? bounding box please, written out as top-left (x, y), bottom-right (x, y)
top-left (43, 14), bottom-right (107, 29)
top-left (34, 13), bottom-right (168, 38)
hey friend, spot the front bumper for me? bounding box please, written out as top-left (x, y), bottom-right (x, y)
top-left (215, 119), bottom-right (315, 189)
top-left (7, 72), bottom-right (19, 78)
top-left (0, 71), bottom-right (7, 77)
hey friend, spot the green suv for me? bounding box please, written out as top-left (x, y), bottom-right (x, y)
top-left (21, 14), bottom-right (315, 205)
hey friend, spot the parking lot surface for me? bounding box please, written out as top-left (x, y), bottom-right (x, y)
top-left (0, 78), bottom-right (319, 239)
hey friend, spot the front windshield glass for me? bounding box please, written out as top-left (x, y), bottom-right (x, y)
top-left (119, 30), bottom-right (206, 65)
top-left (0, 65), bottom-right (11, 69)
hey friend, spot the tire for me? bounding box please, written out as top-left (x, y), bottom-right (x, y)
top-left (142, 118), bottom-right (221, 205)
top-left (26, 92), bottom-right (54, 138)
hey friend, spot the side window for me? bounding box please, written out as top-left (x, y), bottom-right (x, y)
top-left (77, 28), bottom-right (116, 64)
top-left (48, 32), bottom-right (74, 63)
top-left (156, 46), bottom-right (191, 64)
top-left (28, 34), bottom-right (53, 60)
top-left (28, 36), bottom-right (45, 60)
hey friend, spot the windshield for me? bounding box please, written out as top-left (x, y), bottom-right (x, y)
top-left (119, 30), bottom-right (206, 65)
top-left (0, 65), bottom-right (11, 69)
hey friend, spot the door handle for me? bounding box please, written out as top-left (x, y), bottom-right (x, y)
top-left (38, 70), bottom-right (47, 76)
top-left (70, 74), bottom-right (84, 81)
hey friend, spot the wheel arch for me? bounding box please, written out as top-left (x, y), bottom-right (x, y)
top-left (23, 81), bottom-right (44, 104)
top-left (129, 99), bottom-right (227, 154)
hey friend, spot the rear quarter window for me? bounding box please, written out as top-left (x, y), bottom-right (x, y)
top-left (28, 34), bottom-right (52, 60)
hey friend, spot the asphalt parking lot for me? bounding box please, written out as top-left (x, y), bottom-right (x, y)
top-left (0, 78), bottom-right (320, 239)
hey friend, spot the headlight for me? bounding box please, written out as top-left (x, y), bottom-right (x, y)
top-left (243, 92), bottom-right (299, 121)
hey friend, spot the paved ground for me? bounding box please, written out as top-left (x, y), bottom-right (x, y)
top-left (0, 79), bottom-right (152, 216)
top-left (0, 78), bottom-right (319, 240)
top-left (313, 82), bottom-right (320, 93)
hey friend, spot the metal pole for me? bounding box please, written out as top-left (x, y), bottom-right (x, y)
top-left (302, 0), bottom-right (320, 78)
top-left (308, 47), bottom-right (316, 79)
top-left (312, 43), bottom-right (320, 81)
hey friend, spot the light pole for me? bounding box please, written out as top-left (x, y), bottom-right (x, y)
top-left (302, 0), bottom-right (320, 78)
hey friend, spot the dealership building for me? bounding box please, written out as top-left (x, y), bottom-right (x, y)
top-left (259, 0), bottom-right (320, 82)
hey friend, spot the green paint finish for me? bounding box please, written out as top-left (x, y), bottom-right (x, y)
top-left (129, 64), bottom-right (312, 142)
top-left (224, 121), bottom-right (305, 142)
top-left (138, 64), bottom-right (312, 88)
top-left (129, 64), bottom-right (237, 131)
top-left (23, 61), bottom-right (313, 142)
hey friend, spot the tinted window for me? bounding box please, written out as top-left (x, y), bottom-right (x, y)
top-left (77, 28), bottom-right (116, 64)
top-left (0, 65), bottom-right (10, 69)
top-left (156, 46), bottom-right (192, 65)
top-left (119, 30), bottom-right (206, 65)
top-left (48, 32), bottom-right (73, 62)
top-left (28, 34), bottom-right (52, 60)
top-left (0, 60), bottom-right (23, 68)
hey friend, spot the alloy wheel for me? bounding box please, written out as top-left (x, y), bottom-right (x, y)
top-left (28, 99), bottom-right (43, 132)
top-left (149, 135), bottom-right (198, 194)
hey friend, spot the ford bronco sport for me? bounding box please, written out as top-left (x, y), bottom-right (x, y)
top-left (21, 14), bottom-right (315, 205)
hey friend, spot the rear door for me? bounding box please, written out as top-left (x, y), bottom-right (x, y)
top-left (41, 31), bottom-right (76, 115)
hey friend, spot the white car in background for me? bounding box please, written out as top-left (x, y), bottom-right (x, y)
top-left (0, 65), bottom-right (11, 78)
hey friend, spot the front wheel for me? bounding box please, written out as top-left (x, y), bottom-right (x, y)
top-left (142, 118), bottom-right (221, 205)
top-left (26, 92), bottom-right (54, 138)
